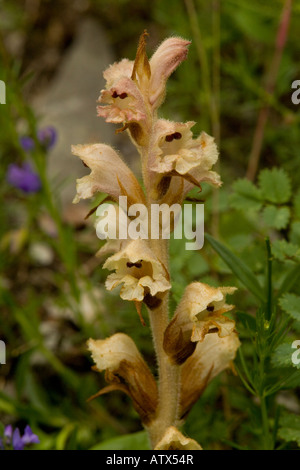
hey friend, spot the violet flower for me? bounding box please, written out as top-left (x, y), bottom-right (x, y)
top-left (21, 425), bottom-right (40, 446)
top-left (12, 428), bottom-right (24, 451)
top-left (37, 126), bottom-right (57, 150)
top-left (6, 162), bottom-right (41, 193)
top-left (0, 424), bottom-right (40, 450)
top-left (19, 136), bottom-right (35, 152)
top-left (19, 126), bottom-right (57, 153)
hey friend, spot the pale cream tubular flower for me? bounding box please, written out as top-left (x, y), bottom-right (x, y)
top-left (164, 282), bottom-right (237, 365)
top-left (88, 334), bottom-right (158, 424)
top-left (147, 119), bottom-right (221, 201)
top-left (103, 239), bottom-right (171, 304)
top-left (72, 143), bottom-right (145, 206)
top-left (97, 32), bottom-right (191, 127)
top-left (154, 426), bottom-right (202, 450)
top-left (180, 332), bottom-right (241, 419)
top-left (149, 119), bottom-right (219, 177)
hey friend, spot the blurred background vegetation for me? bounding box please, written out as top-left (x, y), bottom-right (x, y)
top-left (0, 0), bottom-right (300, 450)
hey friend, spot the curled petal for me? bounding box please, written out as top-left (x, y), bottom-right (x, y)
top-left (72, 144), bottom-right (145, 205)
top-left (149, 37), bottom-right (191, 109)
top-left (154, 427), bottom-right (202, 450)
top-left (103, 239), bottom-right (171, 303)
top-left (180, 332), bottom-right (241, 419)
top-left (103, 58), bottom-right (133, 88)
top-left (88, 334), bottom-right (158, 424)
top-left (164, 282), bottom-right (237, 364)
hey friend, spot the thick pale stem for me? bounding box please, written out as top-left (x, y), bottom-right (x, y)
top-left (140, 110), bottom-right (181, 448)
top-left (146, 237), bottom-right (181, 447)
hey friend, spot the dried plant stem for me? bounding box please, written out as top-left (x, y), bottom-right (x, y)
top-left (246, 0), bottom-right (293, 181)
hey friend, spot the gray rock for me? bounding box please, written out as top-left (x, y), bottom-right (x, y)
top-left (34, 18), bottom-right (116, 207)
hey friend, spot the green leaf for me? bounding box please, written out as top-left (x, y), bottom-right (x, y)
top-left (262, 205), bottom-right (290, 230)
top-left (271, 240), bottom-right (300, 262)
top-left (205, 233), bottom-right (265, 302)
top-left (271, 343), bottom-right (300, 370)
top-left (278, 413), bottom-right (300, 447)
top-left (290, 221), bottom-right (300, 245)
top-left (293, 189), bottom-right (300, 219)
top-left (90, 431), bottom-right (150, 450)
top-left (230, 178), bottom-right (263, 212)
top-left (279, 293), bottom-right (300, 322)
top-left (277, 264), bottom-right (300, 298)
top-left (258, 168), bottom-right (292, 204)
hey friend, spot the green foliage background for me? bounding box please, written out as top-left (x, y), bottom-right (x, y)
top-left (0, 0), bottom-right (300, 450)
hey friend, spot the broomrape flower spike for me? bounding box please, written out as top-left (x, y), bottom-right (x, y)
top-left (72, 31), bottom-right (240, 450)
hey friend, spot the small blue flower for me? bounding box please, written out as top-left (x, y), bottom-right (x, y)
top-left (37, 126), bottom-right (57, 150)
top-left (20, 136), bottom-right (35, 152)
top-left (21, 425), bottom-right (40, 446)
top-left (6, 162), bottom-right (41, 193)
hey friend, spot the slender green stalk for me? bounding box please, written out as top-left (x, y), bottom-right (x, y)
top-left (246, 0), bottom-right (293, 180)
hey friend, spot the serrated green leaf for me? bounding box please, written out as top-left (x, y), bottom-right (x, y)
top-left (258, 168), bottom-right (292, 204)
top-left (271, 240), bottom-right (300, 262)
top-left (90, 431), bottom-right (150, 450)
top-left (279, 293), bottom-right (300, 322)
top-left (230, 178), bottom-right (263, 211)
top-left (271, 343), bottom-right (300, 370)
top-left (262, 205), bottom-right (290, 230)
top-left (205, 233), bottom-right (265, 302)
top-left (278, 413), bottom-right (300, 446)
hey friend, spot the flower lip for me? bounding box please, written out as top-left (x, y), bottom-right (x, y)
top-left (149, 119), bottom-right (219, 180)
top-left (97, 76), bottom-right (147, 124)
top-left (103, 240), bottom-right (171, 302)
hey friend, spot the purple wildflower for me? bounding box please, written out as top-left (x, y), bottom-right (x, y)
top-left (1, 425), bottom-right (40, 450)
top-left (6, 162), bottom-right (41, 193)
top-left (12, 428), bottom-right (24, 451)
top-left (37, 126), bottom-right (57, 150)
top-left (4, 424), bottom-right (13, 442)
top-left (21, 425), bottom-right (40, 446)
top-left (19, 136), bottom-right (35, 152)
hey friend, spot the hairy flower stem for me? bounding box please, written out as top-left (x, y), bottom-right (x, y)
top-left (147, 238), bottom-right (181, 447)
